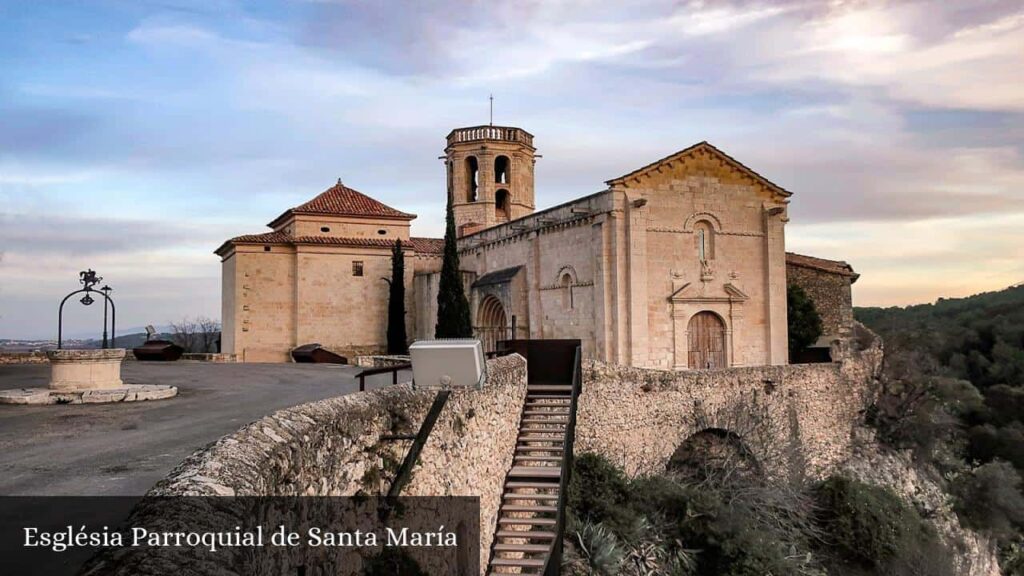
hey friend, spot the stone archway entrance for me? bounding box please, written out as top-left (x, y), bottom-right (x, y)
top-left (688, 311), bottom-right (726, 369)
top-left (476, 295), bottom-right (508, 353)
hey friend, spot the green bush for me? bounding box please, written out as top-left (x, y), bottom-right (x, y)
top-left (953, 461), bottom-right (1024, 540)
top-left (568, 453), bottom-right (636, 531)
top-left (814, 476), bottom-right (953, 575)
top-left (362, 547), bottom-right (425, 576)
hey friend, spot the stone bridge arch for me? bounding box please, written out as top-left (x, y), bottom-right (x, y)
top-left (667, 427), bottom-right (762, 480)
top-left (574, 337), bottom-right (882, 479)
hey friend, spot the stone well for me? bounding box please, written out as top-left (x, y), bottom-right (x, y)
top-left (0, 348), bottom-right (177, 406)
top-left (47, 348), bottom-right (126, 390)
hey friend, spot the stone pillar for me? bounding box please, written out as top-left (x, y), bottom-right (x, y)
top-left (625, 195), bottom-right (650, 367)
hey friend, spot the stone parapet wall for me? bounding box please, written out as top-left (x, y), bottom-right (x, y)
top-left (0, 351), bottom-right (49, 365)
top-left (577, 336), bottom-right (883, 478)
top-left (180, 352), bottom-right (238, 362)
top-left (352, 354), bottom-right (411, 368)
top-left (135, 354), bottom-right (526, 575)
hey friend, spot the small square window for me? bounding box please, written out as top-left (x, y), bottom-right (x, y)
top-left (352, 261), bottom-right (364, 277)
top-left (263, 245), bottom-right (271, 252)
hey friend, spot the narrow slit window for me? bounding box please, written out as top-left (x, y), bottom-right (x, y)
top-left (352, 261), bottom-right (364, 277)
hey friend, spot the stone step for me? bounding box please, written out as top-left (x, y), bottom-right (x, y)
top-left (494, 543), bottom-right (552, 553)
top-left (508, 466), bottom-right (562, 479)
top-left (515, 446), bottom-right (563, 453)
top-left (498, 517), bottom-right (558, 526)
top-left (490, 557), bottom-right (546, 568)
top-left (514, 455), bottom-right (562, 462)
top-left (501, 504), bottom-right (558, 513)
top-left (518, 434), bottom-right (566, 442)
top-left (527, 385), bottom-right (574, 394)
top-left (505, 481), bottom-right (560, 489)
top-left (518, 428), bottom-right (564, 435)
top-left (520, 419), bottom-right (568, 426)
top-left (494, 529), bottom-right (556, 539)
top-left (503, 492), bottom-right (559, 500)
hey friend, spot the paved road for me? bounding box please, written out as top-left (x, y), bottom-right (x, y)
top-left (0, 362), bottom-right (409, 495)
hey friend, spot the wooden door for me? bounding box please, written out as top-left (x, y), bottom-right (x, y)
top-left (688, 312), bottom-right (726, 369)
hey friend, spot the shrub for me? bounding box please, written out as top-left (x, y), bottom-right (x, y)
top-left (362, 548), bottom-right (425, 576)
top-left (813, 476), bottom-right (953, 575)
top-left (568, 453), bottom-right (636, 532)
top-left (953, 461), bottom-right (1024, 541)
top-left (568, 520), bottom-right (624, 576)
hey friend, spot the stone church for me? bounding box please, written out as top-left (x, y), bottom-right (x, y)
top-left (216, 124), bottom-right (858, 367)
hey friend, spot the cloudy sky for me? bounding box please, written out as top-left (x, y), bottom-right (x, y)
top-left (1, 0), bottom-right (1023, 339)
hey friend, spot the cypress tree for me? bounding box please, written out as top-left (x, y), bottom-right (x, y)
top-left (386, 239), bottom-right (408, 354)
top-left (435, 193), bottom-right (473, 338)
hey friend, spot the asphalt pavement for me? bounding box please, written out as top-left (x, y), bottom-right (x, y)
top-left (0, 361), bottom-right (408, 495)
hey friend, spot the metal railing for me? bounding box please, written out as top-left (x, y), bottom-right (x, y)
top-left (544, 345), bottom-right (582, 576)
top-left (355, 363), bottom-right (412, 392)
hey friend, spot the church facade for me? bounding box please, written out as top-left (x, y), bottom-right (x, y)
top-left (216, 124), bottom-right (857, 367)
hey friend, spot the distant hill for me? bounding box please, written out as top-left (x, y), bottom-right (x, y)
top-left (855, 284), bottom-right (1024, 389)
top-left (0, 332), bottom-right (175, 352)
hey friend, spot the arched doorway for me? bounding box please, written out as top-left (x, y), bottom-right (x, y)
top-left (688, 311), bottom-right (726, 369)
top-left (476, 295), bottom-right (508, 353)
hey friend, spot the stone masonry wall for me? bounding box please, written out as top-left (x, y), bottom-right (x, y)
top-left (576, 336), bottom-right (883, 478)
top-left (787, 262), bottom-right (855, 338)
top-left (0, 352), bottom-right (49, 365)
top-left (132, 354), bottom-right (527, 575)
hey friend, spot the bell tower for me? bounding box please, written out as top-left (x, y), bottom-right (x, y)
top-left (444, 125), bottom-right (537, 237)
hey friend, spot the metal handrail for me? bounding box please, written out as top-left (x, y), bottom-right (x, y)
top-left (355, 362), bottom-right (412, 392)
top-left (544, 345), bottom-right (582, 576)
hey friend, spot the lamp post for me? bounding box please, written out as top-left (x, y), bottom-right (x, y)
top-left (101, 285), bottom-right (112, 349)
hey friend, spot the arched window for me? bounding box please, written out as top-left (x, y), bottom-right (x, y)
top-left (694, 221), bottom-right (715, 261)
top-left (465, 156), bottom-right (479, 202)
top-left (494, 155), bottom-right (510, 184)
top-left (495, 189), bottom-right (510, 221)
top-left (561, 273), bottom-right (573, 309)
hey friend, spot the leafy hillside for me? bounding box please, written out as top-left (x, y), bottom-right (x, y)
top-left (857, 285), bottom-right (1024, 390)
top-left (856, 285), bottom-right (1024, 570)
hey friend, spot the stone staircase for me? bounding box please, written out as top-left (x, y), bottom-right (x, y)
top-left (487, 383), bottom-right (575, 575)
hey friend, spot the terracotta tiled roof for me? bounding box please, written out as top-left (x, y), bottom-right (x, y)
top-left (605, 141), bottom-right (793, 197)
top-left (215, 233), bottom-right (443, 257)
top-left (408, 237), bottom-right (444, 255)
top-left (786, 252), bottom-right (859, 282)
top-left (268, 181), bottom-right (415, 227)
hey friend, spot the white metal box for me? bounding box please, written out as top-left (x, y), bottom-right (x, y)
top-left (408, 339), bottom-right (487, 390)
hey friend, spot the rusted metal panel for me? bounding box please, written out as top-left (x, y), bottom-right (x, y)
top-left (290, 343), bottom-right (347, 364)
top-left (132, 340), bottom-right (184, 361)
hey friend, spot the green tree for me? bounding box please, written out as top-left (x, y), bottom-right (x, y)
top-left (386, 239), bottom-right (408, 354)
top-left (787, 284), bottom-right (823, 359)
top-left (435, 193), bottom-right (472, 338)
